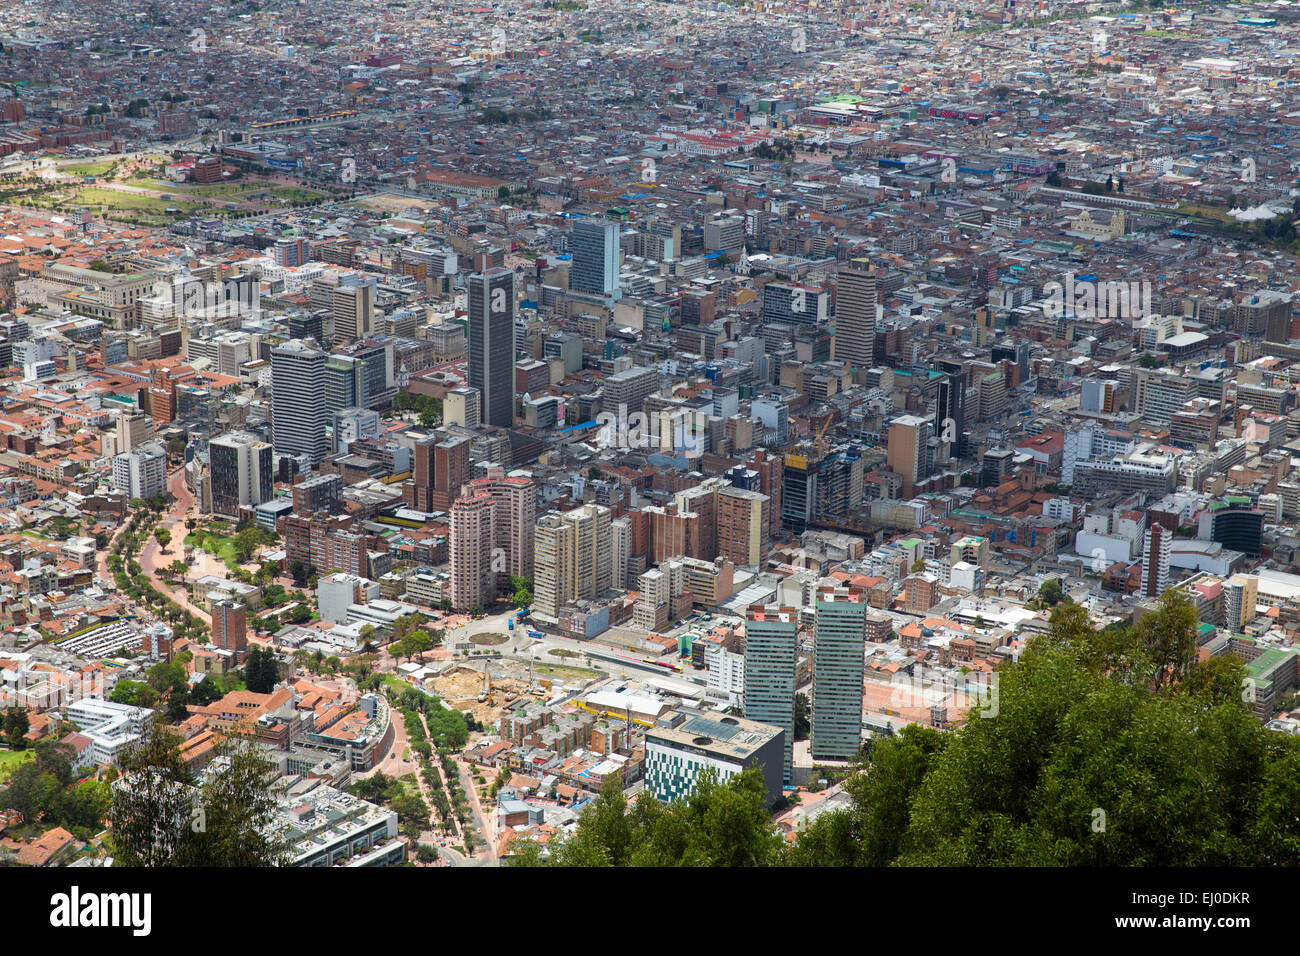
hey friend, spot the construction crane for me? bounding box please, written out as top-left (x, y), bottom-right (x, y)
top-left (814, 411), bottom-right (836, 458)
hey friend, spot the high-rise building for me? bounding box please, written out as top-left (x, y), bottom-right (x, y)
top-left (950, 535), bottom-right (990, 569)
top-left (334, 407), bottom-right (381, 454)
top-left (570, 218), bottom-right (621, 299)
top-left (1133, 367), bottom-right (1196, 426)
top-left (111, 441), bottom-right (168, 500)
top-left (886, 415), bottom-right (934, 499)
top-left (780, 453), bottom-right (820, 533)
top-left (975, 371), bottom-right (1007, 423)
top-left (703, 214), bottom-right (746, 254)
top-left (744, 604), bottom-right (798, 784)
top-left (716, 486), bottom-right (770, 567)
top-left (292, 473), bottom-right (343, 517)
top-left (1206, 500), bottom-right (1264, 557)
top-left (603, 365), bottom-right (659, 416)
top-left (679, 288), bottom-right (716, 327)
top-left (273, 237), bottom-right (308, 268)
top-left (762, 281), bottom-right (829, 328)
top-left (271, 340), bottom-right (329, 463)
top-left (467, 268), bottom-right (516, 428)
top-left (209, 431), bottom-right (274, 518)
top-left (211, 601), bottom-right (248, 655)
top-left (812, 588), bottom-right (866, 762)
top-left (532, 503), bottom-right (612, 620)
top-left (331, 282), bottom-right (374, 343)
top-left (534, 514), bottom-right (576, 621)
top-left (324, 355), bottom-right (359, 417)
top-left (644, 705), bottom-right (786, 807)
top-left (835, 259), bottom-right (877, 369)
top-left (568, 502), bottom-right (611, 600)
top-left (1140, 523), bottom-right (1171, 598)
top-left (466, 472), bottom-right (536, 581)
top-left (324, 353), bottom-right (385, 417)
top-left (449, 493), bottom-right (496, 611)
top-left (936, 373), bottom-right (968, 457)
top-left (1224, 574), bottom-right (1259, 631)
top-left (749, 449), bottom-right (783, 543)
top-left (411, 434), bottom-right (470, 513)
top-left (114, 412), bottom-right (152, 456)
top-left (444, 385), bottom-right (481, 428)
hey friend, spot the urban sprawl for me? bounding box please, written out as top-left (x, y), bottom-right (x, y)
top-left (1, 0), bottom-right (1300, 868)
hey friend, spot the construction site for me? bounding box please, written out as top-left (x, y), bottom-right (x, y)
top-left (781, 415), bottom-right (867, 534)
top-left (431, 660), bottom-right (551, 725)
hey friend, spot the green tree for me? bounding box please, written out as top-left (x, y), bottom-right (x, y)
top-left (110, 679), bottom-right (159, 708)
top-left (789, 724), bottom-right (947, 866)
top-left (107, 729), bottom-right (195, 866)
top-left (245, 646), bottom-right (279, 694)
top-left (147, 660), bottom-right (188, 694)
top-left (110, 732), bottom-right (290, 866)
top-left (518, 769), bottom-right (784, 867)
top-left (791, 598), bottom-right (1290, 867)
top-left (3, 708), bottom-right (30, 749)
top-left (1039, 577), bottom-right (1063, 606)
top-left (793, 692), bottom-right (810, 741)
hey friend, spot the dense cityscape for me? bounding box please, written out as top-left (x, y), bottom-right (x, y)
top-left (0, 0), bottom-right (1295, 888)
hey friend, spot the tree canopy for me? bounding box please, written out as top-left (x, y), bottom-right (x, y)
top-left (510, 767), bottom-right (784, 867)
top-left (108, 730), bottom-right (290, 866)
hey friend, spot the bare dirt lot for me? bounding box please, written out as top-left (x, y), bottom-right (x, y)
top-left (432, 664), bottom-right (541, 725)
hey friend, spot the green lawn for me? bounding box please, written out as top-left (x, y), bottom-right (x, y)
top-left (184, 531), bottom-right (244, 571)
top-left (148, 180), bottom-right (327, 203)
top-left (148, 180), bottom-right (248, 198)
top-left (382, 674), bottom-right (416, 696)
top-left (1177, 201), bottom-right (1237, 225)
top-left (0, 749), bottom-right (34, 780)
top-left (62, 160), bottom-right (119, 178)
top-left (269, 186), bottom-right (327, 202)
top-left (66, 187), bottom-right (206, 216)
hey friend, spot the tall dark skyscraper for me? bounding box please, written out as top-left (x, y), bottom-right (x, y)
top-left (936, 372), bottom-right (968, 458)
top-left (569, 218), bottom-right (620, 299)
top-left (468, 267), bottom-right (516, 428)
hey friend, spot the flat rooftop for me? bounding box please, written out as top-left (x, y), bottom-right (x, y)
top-left (646, 706), bottom-right (782, 761)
